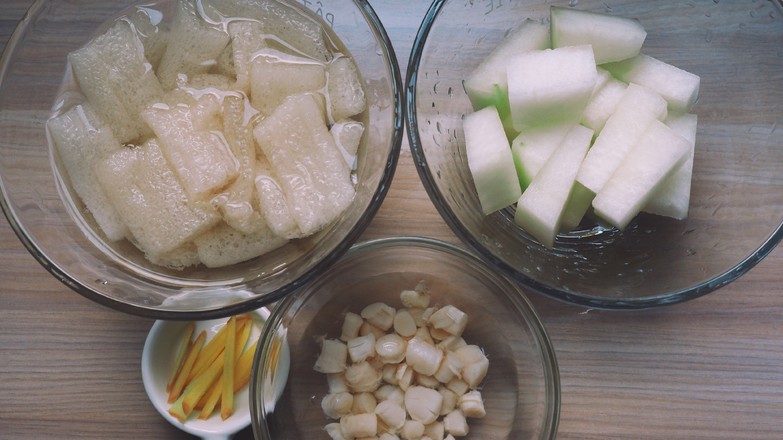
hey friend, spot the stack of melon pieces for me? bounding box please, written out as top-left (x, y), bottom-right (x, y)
top-left (463, 6), bottom-right (700, 248)
top-left (47, 0), bottom-right (366, 269)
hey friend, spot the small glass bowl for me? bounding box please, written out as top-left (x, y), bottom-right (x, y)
top-left (406, 0), bottom-right (783, 309)
top-left (0, 0), bottom-right (403, 319)
top-left (251, 237), bottom-right (560, 439)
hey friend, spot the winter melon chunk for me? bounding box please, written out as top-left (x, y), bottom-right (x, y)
top-left (507, 45), bottom-right (597, 131)
top-left (463, 19), bottom-right (550, 111)
top-left (603, 54), bottom-right (700, 112)
top-left (644, 113), bottom-right (698, 219)
top-left (464, 106), bottom-right (521, 215)
top-left (592, 119), bottom-right (692, 230)
top-left (515, 124), bottom-right (594, 248)
top-left (511, 122), bottom-right (573, 188)
top-left (576, 83), bottom-right (668, 194)
top-left (253, 93), bottom-right (355, 236)
top-left (550, 6), bottom-right (647, 64)
top-left (47, 104), bottom-right (128, 241)
top-left (95, 138), bottom-right (221, 258)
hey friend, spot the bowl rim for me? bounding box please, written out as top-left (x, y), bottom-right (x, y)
top-left (250, 235), bottom-right (561, 440)
top-left (0, 0), bottom-right (405, 320)
top-left (404, 0), bottom-right (783, 310)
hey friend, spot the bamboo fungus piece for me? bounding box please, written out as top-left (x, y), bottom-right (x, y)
top-left (168, 330), bottom-right (206, 403)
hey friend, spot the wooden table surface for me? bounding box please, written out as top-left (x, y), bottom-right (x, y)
top-left (2, 1), bottom-right (782, 439)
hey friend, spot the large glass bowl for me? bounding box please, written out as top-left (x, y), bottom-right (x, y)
top-left (406, 0), bottom-right (783, 309)
top-left (251, 237), bottom-right (560, 440)
top-left (0, 0), bottom-right (403, 319)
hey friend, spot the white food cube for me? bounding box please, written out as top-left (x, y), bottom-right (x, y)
top-left (253, 93), bottom-right (355, 236)
top-left (254, 156), bottom-right (304, 239)
top-left (511, 122), bottom-right (574, 188)
top-left (507, 45), bottom-right (597, 130)
top-left (576, 83), bottom-right (668, 194)
top-left (644, 113), bottom-right (698, 219)
top-left (227, 20), bottom-right (268, 93)
top-left (464, 19), bottom-right (550, 110)
top-left (515, 124), bottom-right (594, 248)
top-left (603, 53), bottom-right (701, 112)
top-left (580, 76), bottom-right (628, 135)
top-left (550, 6), bottom-right (647, 64)
top-left (94, 139), bottom-right (221, 258)
top-left (593, 119), bottom-right (692, 229)
top-left (464, 106), bottom-right (521, 215)
top-left (47, 104), bottom-right (128, 241)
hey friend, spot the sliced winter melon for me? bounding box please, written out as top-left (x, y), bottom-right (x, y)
top-left (514, 124), bottom-right (594, 248)
top-left (507, 45), bottom-right (597, 131)
top-left (644, 113), bottom-right (698, 219)
top-left (142, 95), bottom-right (240, 201)
top-left (463, 19), bottom-right (550, 110)
top-left (511, 122), bottom-right (574, 188)
top-left (550, 6), bottom-right (647, 64)
top-left (95, 138), bottom-right (221, 258)
top-left (603, 53), bottom-right (700, 112)
top-left (328, 57), bottom-right (367, 122)
top-left (464, 106), bottom-right (521, 215)
top-left (249, 48), bottom-right (326, 115)
top-left (68, 20), bottom-right (164, 143)
top-left (253, 93), bottom-right (355, 236)
top-left (47, 104), bottom-right (128, 241)
top-left (156, 0), bottom-right (230, 90)
top-left (592, 119), bottom-right (692, 230)
top-left (559, 182), bottom-right (595, 232)
top-left (194, 222), bottom-right (287, 268)
top-left (581, 75), bottom-right (627, 135)
top-left (576, 83), bottom-right (668, 194)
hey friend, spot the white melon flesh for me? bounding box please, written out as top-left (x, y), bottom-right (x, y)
top-left (511, 122), bottom-right (574, 188)
top-left (142, 95), bottom-right (240, 201)
top-left (559, 182), bottom-right (595, 232)
top-left (576, 83), bottom-right (668, 194)
top-left (254, 156), bottom-right (303, 239)
top-left (603, 53), bottom-right (700, 112)
top-left (581, 76), bottom-right (627, 135)
top-left (95, 139), bottom-right (221, 258)
top-left (644, 113), bottom-right (698, 219)
top-left (464, 106), bottom-right (521, 215)
top-left (195, 222), bottom-right (287, 268)
top-left (550, 6), bottom-right (647, 64)
top-left (68, 20), bottom-right (164, 143)
top-left (328, 57), bottom-right (367, 122)
top-left (592, 119), bottom-right (692, 230)
top-left (514, 124), bottom-right (594, 248)
top-left (463, 19), bottom-right (550, 110)
top-left (156, 0), bottom-right (230, 90)
top-left (507, 45), bottom-right (597, 130)
top-left (249, 49), bottom-right (326, 115)
top-left (47, 104), bottom-right (128, 241)
top-left (253, 93), bottom-right (355, 236)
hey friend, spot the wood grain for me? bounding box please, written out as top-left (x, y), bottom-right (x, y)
top-left (1, 1), bottom-right (782, 439)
